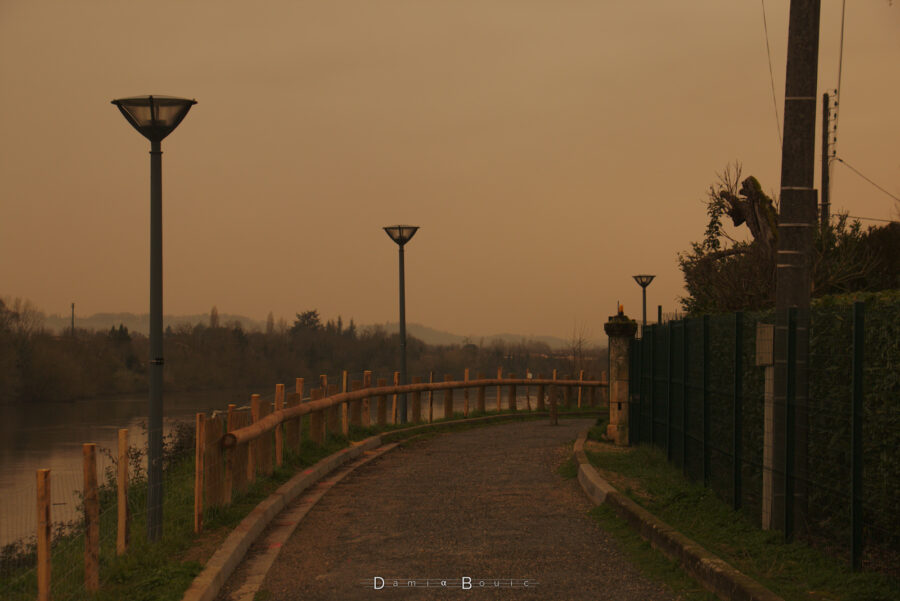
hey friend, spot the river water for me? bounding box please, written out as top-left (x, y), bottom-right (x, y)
top-left (0, 389), bottom-right (258, 548)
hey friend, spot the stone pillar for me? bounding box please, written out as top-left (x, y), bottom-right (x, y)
top-left (604, 307), bottom-right (637, 445)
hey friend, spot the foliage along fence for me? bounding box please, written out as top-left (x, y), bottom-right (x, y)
top-left (3, 367), bottom-right (607, 601)
top-left (628, 292), bottom-right (900, 578)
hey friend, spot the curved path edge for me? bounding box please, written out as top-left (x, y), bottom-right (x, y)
top-left (181, 411), bottom-right (602, 601)
top-left (181, 435), bottom-right (384, 601)
top-left (573, 431), bottom-right (785, 601)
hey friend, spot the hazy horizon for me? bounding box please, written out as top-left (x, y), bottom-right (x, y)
top-left (2, 1), bottom-right (897, 341)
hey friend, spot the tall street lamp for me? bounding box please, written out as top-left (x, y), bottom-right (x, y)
top-left (384, 225), bottom-right (419, 424)
top-left (112, 95), bottom-right (196, 541)
top-left (632, 274), bottom-right (655, 330)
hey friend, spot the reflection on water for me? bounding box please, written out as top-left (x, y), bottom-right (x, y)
top-left (0, 389), bottom-right (258, 547)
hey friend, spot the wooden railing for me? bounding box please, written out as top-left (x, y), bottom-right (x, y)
top-left (193, 370), bottom-right (609, 533)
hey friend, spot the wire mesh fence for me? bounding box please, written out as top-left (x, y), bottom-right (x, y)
top-left (629, 296), bottom-right (900, 577)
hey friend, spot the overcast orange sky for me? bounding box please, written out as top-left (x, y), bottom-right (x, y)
top-left (1, 1), bottom-right (897, 342)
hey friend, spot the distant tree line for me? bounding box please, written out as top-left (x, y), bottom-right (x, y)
top-left (0, 302), bottom-right (606, 404)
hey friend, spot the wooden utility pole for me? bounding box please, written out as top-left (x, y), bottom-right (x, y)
top-left (772, 0), bottom-right (821, 540)
top-left (821, 92), bottom-right (831, 232)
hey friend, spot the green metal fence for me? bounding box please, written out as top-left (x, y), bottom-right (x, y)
top-left (628, 299), bottom-right (899, 576)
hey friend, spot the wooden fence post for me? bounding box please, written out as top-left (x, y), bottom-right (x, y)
top-left (310, 388), bottom-right (325, 444)
top-left (227, 405), bottom-right (251, 497)
top-left (550, 386), bottom-right (559, 425)
top-left (326, 384), bottom-right (340, 434)
top-left (363, 371), bottom-right (372, 427)
top-left (411, 376), bottom-right (422, 423)
top-left (477, 373), bottom-right (486, 413)
top-left (525, 372), bottom-right (532, 411)
top-left (224, 405), bottom-right (235, 504)
top-left (537, 373), bottom-right (546, 411)
top-left (392, 371), bottom-right (400, 424)
top-left (257, 396), bottom-right (274, 476)
top-left (377, 378), bottom-right (388, 426)
top-left (285, 393), bottom-right (301, 454)
top-left (496, 367), bottom-right (503, 412)
top-left (275, 384), bottom-right (284, 467)
top-left (249, 395), bottom-right (261, 481)
top-left (83, 443), bottom-right (99, 592)
top-left (205, 414), bottom-right (225, 508)
top-left (507, 373), bottom-right (517, 411)
top-left (578, 369), bottom-right (585, 408)
top-left (444, 374), bottom-right (454, 419)
top-left (294, 378), bottom-right (305, 450)
top-left (342, 370), bottom-right (350, 436)
top-left (463, 368), bottom-right (470, 417)
top-left (428, 371), bottom-right (434, 423)
top-left (194, 413), bottom-right (206, 533)
top-left (36, 469), bottom-right (50, 601)
top-left (117, 428), bottom-right (129, 555)
top-left (351, 380), bottom-right (363, 426)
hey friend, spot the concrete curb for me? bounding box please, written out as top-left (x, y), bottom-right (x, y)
top-left (573, 432), bottom-right (784, 601)
top-left (181, 435), bottom-right (383, 601)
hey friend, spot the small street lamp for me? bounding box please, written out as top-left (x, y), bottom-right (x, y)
top-left (384, 225), bottom-right (419, 424)
top-left (632, 274), bottom-right (655, 331)
top-left (112, 95), bottom-right (196, 541)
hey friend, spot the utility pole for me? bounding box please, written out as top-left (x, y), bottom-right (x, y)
top-left (820, 92), bottom-right (831, 232)
top-left (71, 303), bottom-right (75, 337)
top-left (772, 0), bottom-right (821, 540)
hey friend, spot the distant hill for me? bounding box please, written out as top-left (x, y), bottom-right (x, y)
top-left (45, 312), bottom-right (588, 349)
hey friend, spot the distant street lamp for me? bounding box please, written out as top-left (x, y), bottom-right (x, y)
top-left (632, 274), bottom-right (655, 330)
top-left (112, 95), bottom-right (196, 541)
top-left (384, 225), bottom-right (419, 424)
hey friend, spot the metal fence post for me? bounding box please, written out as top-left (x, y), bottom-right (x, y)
top-left (649, 325), bottom-right (656, 446)
top-left (702, 315), bottom-right (710, 487)
top-left (666, 322), bottom-right (672, 461)
top-left (851, 301), bottom-right (864, 570)
top-left (682, 318), bottom-right (689, 478)
top-left (785, 307), bottom-right (797, 541)
top-left (734, 312), bottom-right (744, 511)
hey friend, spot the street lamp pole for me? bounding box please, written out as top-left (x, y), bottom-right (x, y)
top-left (112, 95), bottom-right (196, 541)
top-left (384, 225), bottom-right (419, 424)
top-left (632, 275), bottom-right (655, 331)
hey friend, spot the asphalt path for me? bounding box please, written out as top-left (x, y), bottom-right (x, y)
top-left (249, 419), bottom-right (674, 600)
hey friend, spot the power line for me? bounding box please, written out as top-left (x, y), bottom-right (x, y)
top-left (760, 0), bottom-right (782, 146)
top-left (834, 157), bottom-right (900, 203)
top-left (835, 215), bottom-right (899, 224)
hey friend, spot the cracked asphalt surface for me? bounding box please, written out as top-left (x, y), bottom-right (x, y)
top-left (258, 419), bottom-right (674, 600)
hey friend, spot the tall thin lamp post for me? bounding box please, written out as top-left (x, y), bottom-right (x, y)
top-left (384, 225), bottom-right (419, 424)
top-left (632, 274), bottom-right (655, 332)
top-left (112, 95), bottom-right (196, 541)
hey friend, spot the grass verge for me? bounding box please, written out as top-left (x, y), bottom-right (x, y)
top-left (584, 442), bottom-right (899, 601)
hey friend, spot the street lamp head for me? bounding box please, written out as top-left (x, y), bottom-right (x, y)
top-left (633, 274), bottom-right (655, 288)
top-left (112, 95), bottom-right (197, 142)
top-left (384, 225), bottom-right (419, 246)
